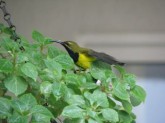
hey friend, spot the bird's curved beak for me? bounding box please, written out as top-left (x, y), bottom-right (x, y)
top-left (50, 40), bottom-right (64, 44)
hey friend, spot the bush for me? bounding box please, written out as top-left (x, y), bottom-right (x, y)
top-left (0, 24), bottom-right (146, 123)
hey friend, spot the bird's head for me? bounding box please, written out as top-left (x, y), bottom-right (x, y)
top-left (51, 40), bottom-right (80, 52)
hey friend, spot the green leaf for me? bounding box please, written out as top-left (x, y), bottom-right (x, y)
top-left (61, 105), bottom-right (84, 118)
top-left (52, 82), bottom-right (67, 100)
top-left (47, 45), bottom-right (61, 58)
top-left (54, 54), bottom-right (74, 69)
top-left (26, 50), bottom-right (43, 65)
top-left (0, 59), bottom-right (13, 73)
top-left (17, 52), bottom-right (29, 63)
top-left (87, 109), bottom-right (102, 122)
top-left (4, 75), bottom-right (28, 96)
top-left (12, 93), bottom-right (37, 114)
top-left (90, 62), bottom-right (107, 81)
top-left (88, 118), bottom-right (98, 123)
top-left (64, 73), bottom-right (80, 85)
top-left (123, 74), bottom-right (136, 89)
top-left (113, 82), bottom-right (129, 100)
top-left (40, 81), bottom-right (52, 98)
top-left (0, 23), bottom-right (5, 30)
top-left (1, 37), bottom-right (19, 51)
top-left (48, 95), bottom-right (68, 117)
top-left (108, 97), bottom-right (116, 108)
top-left (81, 83), bottom-right (98, 90)
top-left (8, 113), bottom-right (28, 123)
top-left (66, 95), bottom-right (85, 106)
top-left (84, 90), bottom-right (109, 108)
top-left (0, 97), bottom-right (12, 117)
top-left (32, 30), bottom-right (45, 44)
top-left (2, 27), bottom-right (13, 35)
top-left (115, 65), bottom-right (126, 74)
top-left (64, 118), bottom-right (85, 123)
top-left (130, 85), bottom-right (146, 106)
top-left (31, 105), bottom-right (54, 123)
top-left (19, 93), bottom-right (37, 106)
top-left (39, 69), bottom-right (56, 81)
top-left (101, 108), bottom-right (119, 122)
top-left (131, 85), bottom-right (146, 102)
top-left (118, 110), bottom-right (133, 123)
top-left (92, 90), bottom-right (109, 108)
top-left (27, 78), bottom-right (40, 90)
top-left (44, 59), bottom-right (62, 80)
top-left (130, 95), bottom-right (141, 107)
top-left (21, 62), bottom-right (38, 81)
top-left (122, 100), bottom-right (132, 113)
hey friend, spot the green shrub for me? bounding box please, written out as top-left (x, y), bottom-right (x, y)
top-left (0, 24), bottom-right (146, 123)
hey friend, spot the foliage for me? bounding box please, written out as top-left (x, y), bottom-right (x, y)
top-left (0, 24), bottom-right (146, 123)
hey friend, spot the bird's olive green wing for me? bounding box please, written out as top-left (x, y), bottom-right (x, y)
top-left (88, 50), bottom-right (125, 66)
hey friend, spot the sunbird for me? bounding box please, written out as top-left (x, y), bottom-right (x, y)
top-left (51, 40), bottom-right (125, 69)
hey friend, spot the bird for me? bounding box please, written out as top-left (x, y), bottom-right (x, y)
top-left (51, 40), bottom-right (125, 69)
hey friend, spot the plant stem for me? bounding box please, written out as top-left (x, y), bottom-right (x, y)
top-left (12, 51), bottom-right (17, 73)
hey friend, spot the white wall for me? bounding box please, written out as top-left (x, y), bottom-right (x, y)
top-left (0, 0), bottom-right (165, 38)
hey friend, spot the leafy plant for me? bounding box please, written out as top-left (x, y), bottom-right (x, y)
top-left (0, 23), bottom-right (146, 123)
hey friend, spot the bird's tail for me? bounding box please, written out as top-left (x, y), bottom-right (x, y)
top-left (116, 61), bottom-right (125, 66)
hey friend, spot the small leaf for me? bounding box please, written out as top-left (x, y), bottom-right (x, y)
top-left (108, 97), bottom-right (116, 108)
top-left (122, 100), bottom-right (132, 113)
top-left (12, 93), bottom-right (37, 114)
top-left (66, 95), bottom-right (85, 106)
top-left (81, 83), bottom-right (98, 90)
top-left (19, 93), bottom-right (37, 107)
top-left (84, 90), bottom-right (109, 108)
top-left (40, 81), bottom-right (52, 98)
top-left (64, 73), bottom-right (80, 85)
top-left (44, 59), bottom-right (62, 80)
top-left (130, 85), bottom-right (146, 106)
top-left (32, 30), bottom-right (45, 44)
top-left (0, 97), bottom-right (12, 117)
top-left (40, 69), bottom-right (56, 81)
top-left (31, 105), bottom-right (54, 123)
top-left (17, 52), bottom-right (29, 63)
top-left (21, 62), bottom-right (38, 81)
top-left (8, 114), bottom-right (28, 123)
top-left (101, 108), bottom-right (119, 122)
top-left (130, 95), bottom-right (141, 107)
top-left (87, 109), bottom-right (102, 122)
top-left (88, 118), bottom-right (98, 123)
top-left (93, 90), bottom-right (109, 108)
top-left (131, 85), bottom-right (146, 102)
top-left (54, 54), bottom-right (74, 69)
top-left (0, 59), bottom-right (13, 73)
top-left (90, 62), bottom-right (107, 81)
top-left (52, 82), bottom-right (67, 100)
top-left (113, 82), bottom-right (129, 100)
top-left (118, 110), bottom-right (133, 123)
top-left (115, 65), bottom-right (126, 74)
top-left (4, 75), bottom-right (28, 96)
top-left (1, 37), bottom-right (19, 51)
top-left (64, 118), bottom-right (85, 123)
top-left (47, 45), bottom-right (62, 58)
top-left (26, 50), bottom-right (43, 65)
top-left (2, 27), bottom-right (13, 35)
top-left (61, 105), bottom-right (84, 118)
top-left (123, 74), bottom-right (136, 89)
top-left (12, 101), bottom-right (27, 115)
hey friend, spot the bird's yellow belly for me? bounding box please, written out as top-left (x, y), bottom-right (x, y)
top-left (76, 53), bottom-right (96, 69)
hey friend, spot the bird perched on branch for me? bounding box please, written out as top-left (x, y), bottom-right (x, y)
top-left (51, 40), bottom-right (125, 69)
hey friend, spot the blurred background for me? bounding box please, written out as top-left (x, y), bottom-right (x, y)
top-left (1, 0), bottom-right (165, 122)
